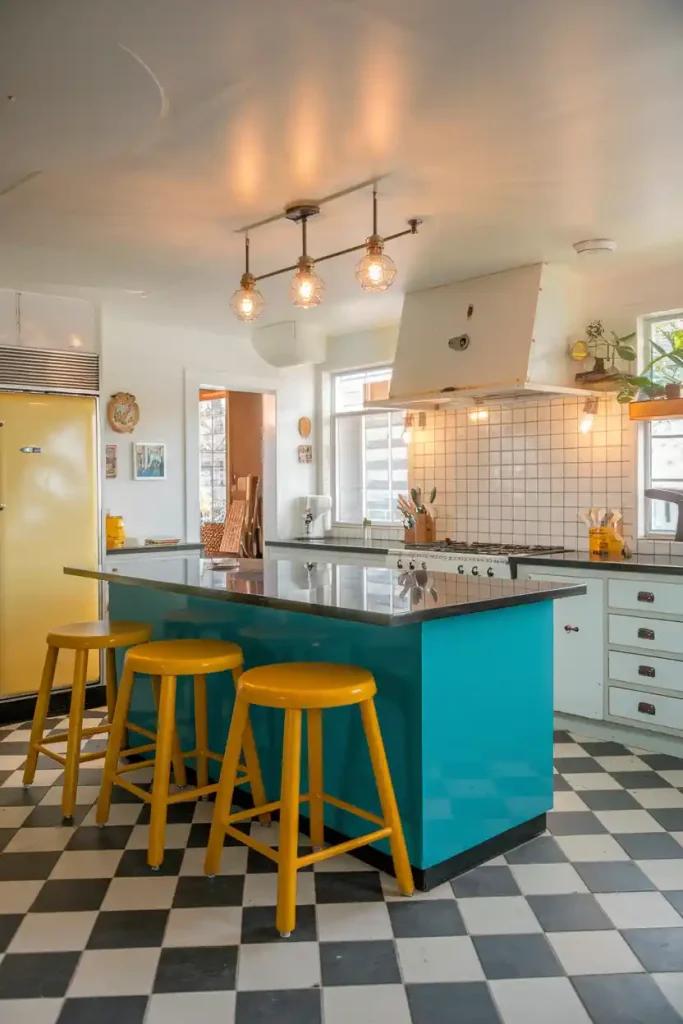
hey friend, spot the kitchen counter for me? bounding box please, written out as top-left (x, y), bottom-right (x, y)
top-left (512, 551), bottom-right (683, 577)
top-left (105, 543), bottom-right (204, 555)
top-left (65, 552), bottom-right (582, 888)
top-left (65, 554), bottom-right (584, 627)
top-left (267, 536), bottom-right (402, 555)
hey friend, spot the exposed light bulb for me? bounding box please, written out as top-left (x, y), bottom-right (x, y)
top-left (356, 236), bottom-right (397, 293)
top-left (229, 272), bottom-right (265, 322)
top-left (579, 397), bottom-right (599, 433)
top-left (469, 407), bottom-right (489, 422)
top-left (290, 257), bottom-right (324, 309)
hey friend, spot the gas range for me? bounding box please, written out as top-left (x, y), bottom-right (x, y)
top-left (387, 542), bottom-right (567, 579)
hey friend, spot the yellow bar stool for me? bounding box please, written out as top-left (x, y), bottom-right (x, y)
top-left (205, 662), bottom-right (414, 937)
top-left (23, 620), bottom-right (153, 820)
top-left (97, 638), bottom-right (268, 869)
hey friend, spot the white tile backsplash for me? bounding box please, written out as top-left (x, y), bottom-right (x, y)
top-left (409, 394), bottom-right (667, 553)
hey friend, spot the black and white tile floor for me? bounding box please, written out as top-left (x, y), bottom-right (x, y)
top-left (2, 713), bottom-right (683, 1022)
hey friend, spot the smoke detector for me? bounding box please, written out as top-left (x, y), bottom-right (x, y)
top-left (573, 238), bottom-right (617, 256)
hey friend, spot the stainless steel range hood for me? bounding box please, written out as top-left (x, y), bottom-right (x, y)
top-left (367, 263), bottom-right (592, 410)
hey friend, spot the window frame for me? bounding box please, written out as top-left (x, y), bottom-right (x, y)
top-left (639, 312), bottom-right (683, 539)
top-left (330, 366), bottom-right (407, 526)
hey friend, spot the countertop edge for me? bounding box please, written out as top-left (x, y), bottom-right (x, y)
top-left (65, 567), bottom-right (585, 625)
top-left (511, 554), bottom-right (683, 576)
top-left (105, 543), bottom-right (204, 555)
top-left (266, 538), bottom-right (395, 554)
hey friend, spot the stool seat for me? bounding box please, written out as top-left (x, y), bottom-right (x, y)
top-left (47, 620), bottom-right (153, 650)
top-left (126, 639), bottom-right (243, 676)
top-left (240, 663), bottom-right (376, 709)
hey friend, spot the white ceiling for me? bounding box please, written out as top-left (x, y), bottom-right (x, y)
top-left (1, 0), bottom-right (683, 335)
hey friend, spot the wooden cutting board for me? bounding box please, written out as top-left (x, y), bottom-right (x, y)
top-left (220, 499), bottom-right (246, 554)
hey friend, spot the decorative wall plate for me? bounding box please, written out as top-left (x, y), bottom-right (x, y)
top-left (298, 416), bottom-right (312, 438)
top-left (107, 392), bottom-right (140, 433)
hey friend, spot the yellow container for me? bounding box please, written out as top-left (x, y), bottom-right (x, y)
top-left (106, 514), bottom-right (126, 549)
top-left (589, 526), bottom-right (609, 559)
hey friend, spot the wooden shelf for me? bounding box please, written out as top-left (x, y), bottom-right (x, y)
top-left (629, 398), bottom-right (683, 421)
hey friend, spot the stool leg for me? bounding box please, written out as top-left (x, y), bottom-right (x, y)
top-left (307, 709), bottom-right (324, 850)
top-left (359, 697), bottom-right (414, 897)
top-left (193, 674), bottom-right (209, 792)
top-left (232, 666), bottom-right (269, 824)
top-left (205, 693), bottom-right (250, 876)
top-left (276, 708), bottom-right (302, 938)
top-left (97, 662), bottom-right (135, 825)
top-left (62, 649), bottom-right (89, 819)
top-left (148, 674), bottom-right (177, 869)
top-left (23, 645), bottom-right (58, 786)
top-left (151, 675), bottom-right (187, 788)
top-left (105, 648), bottom-right (118, 725)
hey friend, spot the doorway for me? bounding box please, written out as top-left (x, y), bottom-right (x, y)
top-left (199, 388), bottom-right (265, 557)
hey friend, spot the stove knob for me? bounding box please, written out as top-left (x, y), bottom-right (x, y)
top-left (457, 565), bottom-right (465, 574)
top-left (421, 561), bottom-right (427, 570)
top-left (486, 567), bottom-right (495, 578)
top-left (397, 560), bottom-right (403, 569)
top-left (471, 566), bottom-right (480, 576)
top-left (408, 560), bottom-right (416, 570)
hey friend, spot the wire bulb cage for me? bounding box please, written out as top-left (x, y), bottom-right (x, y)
top-left (230, 236), bottom-right (265, 322)
top-left (290, 257), bottom-right (325, 308)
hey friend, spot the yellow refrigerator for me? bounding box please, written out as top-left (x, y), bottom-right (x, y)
top-left (0, 391), bottom-right (99, 696)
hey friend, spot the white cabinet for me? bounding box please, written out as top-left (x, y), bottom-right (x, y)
top-left (19, 292), bottom-right (97, 352)
top-left (526, 573), bottom-right (605, 719)
top-left (0, 290), bottom-right (17, 347)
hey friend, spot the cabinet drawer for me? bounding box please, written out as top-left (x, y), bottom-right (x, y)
top-left (609, 578), bottom-right (683, 616)
top-left (609, 685), bottom-right (683, 731)
top-left (609, 650), bottom-right (683, 695)
top-left (609, 614), bottom-right (683, 655)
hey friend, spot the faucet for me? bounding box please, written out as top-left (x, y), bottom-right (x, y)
top-left (645, 488), bottom-right (683, 541)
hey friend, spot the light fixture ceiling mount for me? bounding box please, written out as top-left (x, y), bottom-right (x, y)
top-left (229, 180), bottom-right (420, 322)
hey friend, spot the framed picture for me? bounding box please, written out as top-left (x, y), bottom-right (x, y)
top-left (105, 444), bottom-right (117, 479)
top-left (297, 444), bottom-right (313, 464)
top-left (133, 442), bottom-right (166, 480)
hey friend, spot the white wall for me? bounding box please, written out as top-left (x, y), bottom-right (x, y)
top-left (101, 313), bottom-right (315, 542)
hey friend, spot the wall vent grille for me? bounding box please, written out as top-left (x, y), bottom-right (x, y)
top-left (0, 346), bottom-right (99, 395)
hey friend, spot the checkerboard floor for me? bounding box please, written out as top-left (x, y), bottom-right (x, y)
top-left (2, 714), bottom-right (683, 1021)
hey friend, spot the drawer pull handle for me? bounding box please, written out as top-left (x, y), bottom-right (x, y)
top-left (638, 591), bottom-right (655, 603)
top-left (564, 625), bottom-right (579, 633)
top-left (638, 701), bottom-right (656, 716)
top-left (638, 665), bottom-right (656, 678)
top-left (637, 627), bottom-right (655, 641)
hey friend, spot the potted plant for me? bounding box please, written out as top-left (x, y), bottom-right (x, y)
top-left (617, 325), bottom-right (683, 403)
top-left (574, 320), bottom-right (636, 387)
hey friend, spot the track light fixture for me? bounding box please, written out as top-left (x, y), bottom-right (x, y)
top-left (229, 180), bottom-right (420, 322)
top-left (355, 188), bottom-right (397, 292)
top-left (229, 235), bottom-right (265, 322)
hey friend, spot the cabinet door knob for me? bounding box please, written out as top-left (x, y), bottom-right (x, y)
top-left (638, 627), bottom-right (655, 641)
top-left (638, 665), bottom-right (656, 678)
top-left (564, 625), bottom-right (579, 632)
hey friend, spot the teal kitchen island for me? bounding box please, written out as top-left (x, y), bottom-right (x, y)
top-left (65, 554), bottom-right (584, 888)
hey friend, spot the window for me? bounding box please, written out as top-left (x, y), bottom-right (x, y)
top-left (332, 367), bottom-right (408, 524)
top-left (199, 393), bottom-right (227, 523)
top-left (642, 315), bottom-right (683, 536)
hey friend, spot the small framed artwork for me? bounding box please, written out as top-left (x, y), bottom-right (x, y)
top-left (105, 444), bottom-right (117, 479)
top-left (297, 444), bottom-right (313, 464)
top-left (133, 442), bottom-right (166, 480)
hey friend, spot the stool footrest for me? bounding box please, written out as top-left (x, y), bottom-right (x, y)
top-left (223, 826), bottom-right (280, 862)
top-left (38, 724), bottom-right (111, 746)
top-left (323, 793), bottom-right (385, 828)
top-left (297, 828), bottom-right (391, 868)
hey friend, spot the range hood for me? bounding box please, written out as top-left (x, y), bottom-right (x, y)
top-left (368, 263), bottom-right (591, 410)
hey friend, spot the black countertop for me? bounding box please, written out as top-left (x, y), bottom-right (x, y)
top-left (105, 543), bottom-right (204, 555)
top-left (512, 552), bottom-right (683, 577)
top-left (267, 537), bottom-right (401, 554)
top-left (65, 553), bottom-right (585, 627)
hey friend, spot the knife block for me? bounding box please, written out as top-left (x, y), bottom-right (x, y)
top-left (404, 512), bottom-right (435, 545)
